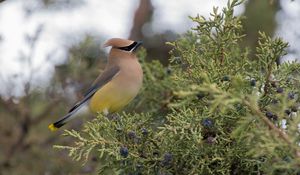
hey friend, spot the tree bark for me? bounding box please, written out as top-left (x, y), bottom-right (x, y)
top-left (129, 0), bottom-right (153, 40)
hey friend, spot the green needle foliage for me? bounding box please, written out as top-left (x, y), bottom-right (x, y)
top-left (55, 0), bottom-right (300, 174)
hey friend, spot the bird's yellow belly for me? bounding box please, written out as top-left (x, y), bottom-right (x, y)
top-left (89, 81), bottom-right (135, 114)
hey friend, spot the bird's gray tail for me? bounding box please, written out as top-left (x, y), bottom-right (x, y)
top-left (48, 113), bottom-right (72, 131)
top-left (48, 103), bottom-right (89, 132)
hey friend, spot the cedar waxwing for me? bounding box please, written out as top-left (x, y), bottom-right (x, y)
top-left (48, 38), bottom-right (143, 131)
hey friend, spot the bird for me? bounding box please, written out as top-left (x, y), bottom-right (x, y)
top-left (48, 38), bottom-right (143, 131)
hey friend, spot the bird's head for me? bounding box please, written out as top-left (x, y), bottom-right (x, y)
top-left (103, 38), bottom-right (142, 52)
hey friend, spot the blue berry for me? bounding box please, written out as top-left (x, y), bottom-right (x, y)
top-left (222, 76), bottom-right (230, 81)
top-left (161, 153), bottom-right (173, 166)
top-left (128, 131), bottom-right (136, 139)
top-left (250, 79), bottom-right (256, 86)
top-left (119, 146), bottom-right (129, 158)
top-left (265, 111), bottom-right (277, 120)
top-left (265, 112), bottom-right (273, 119)
top-left (284, 109), bottom-right (291, 115)
top-left (164, 153), bottom-right (172, 162)
top-left (196, 92), bottom-right (205, 100)
top-left (288, 92), bottom-right (295, 100)
top-left (202, 118), bottom-right (213, 127)
top-left (276, 87), bottom-right (284, 93)
top-left (141, 128), bottom-right (148, 136)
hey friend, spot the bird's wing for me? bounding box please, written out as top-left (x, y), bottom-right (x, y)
top-left (68, 66), bottom-right (120, 113)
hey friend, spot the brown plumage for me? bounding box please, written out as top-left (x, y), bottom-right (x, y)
top-left (48, 38), bottom-right (143, 131)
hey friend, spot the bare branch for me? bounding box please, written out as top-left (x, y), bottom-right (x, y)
top-left (31, 98), bottom-right (60, 125)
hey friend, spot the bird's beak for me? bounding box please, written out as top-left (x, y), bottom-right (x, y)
top-left (132, 41), bottom-right (143, 52)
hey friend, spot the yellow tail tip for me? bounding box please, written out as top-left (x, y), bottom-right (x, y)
top-left (48, 124), bottom-right (58, 132)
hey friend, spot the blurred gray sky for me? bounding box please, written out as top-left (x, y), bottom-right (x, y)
top-left (276, 0), bottom-right (300, 62)
top-left (0, 0), bottom-right (299, 97)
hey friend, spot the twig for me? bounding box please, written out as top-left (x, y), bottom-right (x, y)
top-left (0, 98), bottom-right (19, 119)
top-left (2, 113), bottom-right (30, 167)
top-left (243, 99), bottom-right (300, 157)
top-left (244, 100), bottom-right (291, 144)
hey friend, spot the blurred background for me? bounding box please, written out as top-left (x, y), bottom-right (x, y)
top-left (0, 0), bottom-right (299, 174)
